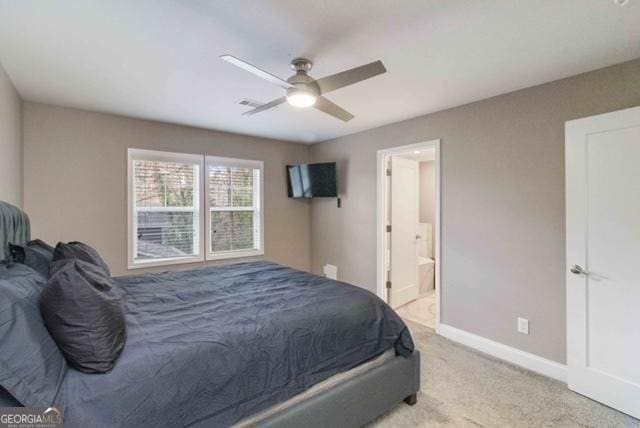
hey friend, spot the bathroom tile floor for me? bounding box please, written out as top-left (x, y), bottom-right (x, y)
top-left (395, 291), bottom-right (437, 329)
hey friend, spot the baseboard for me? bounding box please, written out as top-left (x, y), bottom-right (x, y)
top-left (438, 324), bottom-right (567, 383)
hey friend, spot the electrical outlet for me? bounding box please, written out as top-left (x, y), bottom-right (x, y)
top-left (517, 317), bottom-right (529, 335)
top-left (323, 264), bottom-right (338, 280)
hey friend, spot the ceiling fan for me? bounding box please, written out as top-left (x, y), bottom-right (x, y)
top-left (220, 55), bottom-right (387, 122)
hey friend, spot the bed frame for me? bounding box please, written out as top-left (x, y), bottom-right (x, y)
top-left (256, 351), bottom-right (420, 428)
top-left (0, 200), bottom-right (421, 427)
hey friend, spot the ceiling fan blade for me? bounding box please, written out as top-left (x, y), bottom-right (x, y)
top-left (242, 97), bottom-right (287, 116)
top-left (315, 60), bottom-right (386, 94)
top-left (313, 96), bottom-right (354, 122)
top-left (220, 55), bottom-right (293, 90)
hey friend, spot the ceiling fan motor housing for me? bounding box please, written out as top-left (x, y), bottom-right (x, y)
top-left (287, 58), bottom-right (320, 97)
top-left (290, 57), bottom-right (313, 72)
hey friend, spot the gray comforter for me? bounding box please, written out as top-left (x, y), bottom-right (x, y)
top-left (55, 261), bottom-right (414, 427)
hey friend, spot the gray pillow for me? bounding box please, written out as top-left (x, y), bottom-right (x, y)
top-left (9, 239), bottom-right (55, 278)
top-left (50, 241), bottom-right (111, 277)
top-left (40, 259), bottom-right (126, 374)
top-left (0, 262), bottom-right (67, 406)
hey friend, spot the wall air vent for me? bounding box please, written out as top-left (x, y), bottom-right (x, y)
top-left (238, 98), bottom-right (264, 108)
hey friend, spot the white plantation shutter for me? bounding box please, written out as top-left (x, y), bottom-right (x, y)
top-left (128, 150), bottom-right (203, 267)
top-left (206, 156), bottom-right (263, 259)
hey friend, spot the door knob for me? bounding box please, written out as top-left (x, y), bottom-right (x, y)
top-left (570, 264), bottom-right (589, 275)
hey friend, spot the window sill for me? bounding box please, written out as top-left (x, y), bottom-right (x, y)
top-left (127, 250), bottom-right (264, 270)
top-left (128, 255), bottom-right (204, 270)
top-left (206, 249), bottom-right (264, 261)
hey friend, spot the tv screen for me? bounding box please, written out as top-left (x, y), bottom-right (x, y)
top-left (287, 162), bottom-right (337, 198)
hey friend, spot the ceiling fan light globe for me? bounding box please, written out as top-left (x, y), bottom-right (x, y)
top-left (287, 92), bottom-right (316, 108)
top-left (286, 91), bottom-right (316, 108)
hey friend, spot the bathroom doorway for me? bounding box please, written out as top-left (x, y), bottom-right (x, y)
top-left (376, 140), bottom-right (440, 331)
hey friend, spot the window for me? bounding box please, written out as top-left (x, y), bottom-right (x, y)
top-left (127, 149), bottom-right (263, 268)
top-left (206, 156), bottom-right (263, 260)
top-left (128, 149), bottom-right (203, 268)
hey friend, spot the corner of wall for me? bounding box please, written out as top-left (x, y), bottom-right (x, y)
top-left (307, 144), bottom-right (314, 272)
top-left (19, 95), bottom-right (24, 209)
top-left (0, 61), bottom-right (24, 208)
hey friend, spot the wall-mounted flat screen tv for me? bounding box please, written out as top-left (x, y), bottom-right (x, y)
top-left (286, 162), bottom-right (337, 198)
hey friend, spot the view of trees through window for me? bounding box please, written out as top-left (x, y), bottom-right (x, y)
top-left (209, 166), bottom-right (257, 253)
top-left (134, 160), bottom-right (198, 260)
top-left (130, 151), bottom-right (262, 265)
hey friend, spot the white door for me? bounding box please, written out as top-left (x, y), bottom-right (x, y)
top-left (566, 106), bottom-right (640, 419)
top-left (389, 156), bottom-right (419, 309)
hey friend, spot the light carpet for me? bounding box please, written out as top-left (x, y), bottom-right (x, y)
top-left (369, 320), bottom-right (639, 427)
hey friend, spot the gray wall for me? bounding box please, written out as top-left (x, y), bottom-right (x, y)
top-left (24, 103), bottom-right (311, 276)
top-left (0, 62), bottom-right (23, 207)
top-left (310, 58), bottom-right (640, 364)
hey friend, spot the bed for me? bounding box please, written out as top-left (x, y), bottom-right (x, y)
top-left (0, 201), bottom-right (420, 427)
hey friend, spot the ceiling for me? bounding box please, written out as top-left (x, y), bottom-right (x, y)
top-left (399, 148), bottom-right (436, 162)
top-left (0, 1), bottom-right (639, 144)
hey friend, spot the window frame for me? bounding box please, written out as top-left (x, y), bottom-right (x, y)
top-left (127, 148), bottom-right (205, 269)
top-left (205, 155), bottom-right (264, 261)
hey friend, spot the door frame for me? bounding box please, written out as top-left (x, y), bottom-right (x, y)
top-left (376, 139), bottom-right (441, 332)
